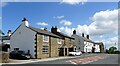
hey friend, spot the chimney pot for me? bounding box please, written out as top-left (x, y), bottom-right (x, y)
top-left (82, 33), bottom-right (84, 37)
top-left (86, 35), bottom-right (89, 39)
top-left (22, 17), bottom-right (29, 27)
top-left (44, 27), bottom-right (47, 31)
top-left (73, 30), bottom-right (76, 34)
top-left (51, 26), bottom-right (57, 33)
top-left (7, 30), bottom-right (12, 36)
top-left (22, 17), bottom-right (28, 21)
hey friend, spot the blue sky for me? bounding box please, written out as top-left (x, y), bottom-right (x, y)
top-left (2, 2), bottom-right (119, 49)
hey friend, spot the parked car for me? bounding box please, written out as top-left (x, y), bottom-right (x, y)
top-left (9, 50), bottom-right (31, 60)
top-left (69, 50), bottom-right (82, 56)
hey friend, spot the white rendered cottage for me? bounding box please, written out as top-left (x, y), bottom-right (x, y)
top-left (71, 30), bottom-right (95, 53)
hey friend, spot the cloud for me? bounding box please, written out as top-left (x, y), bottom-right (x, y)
top-left (59, 26), bottom-right (75, 36)
top-left (100, 36), bottom-right (118, 50)
top-left (59, 20), bottom-right (72, 26)
top-left (60, 9), bottom-right (118, 36)
top-left (89, 9), bottom-right (118, 36)
top-left (61, 0), bottom-right (87, 5)
top-left (54, 16), bottom-right (64, 19)
top-left (36, 22), bottom-right (48, 26)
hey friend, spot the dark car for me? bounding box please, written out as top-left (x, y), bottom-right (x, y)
top-left (9, 50), bottom-right (31, 60)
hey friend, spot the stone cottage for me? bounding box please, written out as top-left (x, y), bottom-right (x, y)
top-left (51, 26), bottom-right (76, 56)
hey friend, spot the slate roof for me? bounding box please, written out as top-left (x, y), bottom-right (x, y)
top-left (27, 26), bottom-right (61, 38)
top-left (0, 36), bottom-right (10, 40)
top-left (94, 42), bottom-right (104, 45)
top-left (79, 35), bottom-right (94, 43)
top-left (0, 30), bottom-right (4, 35)
top-left (53, 32), bottom-right (74, 39)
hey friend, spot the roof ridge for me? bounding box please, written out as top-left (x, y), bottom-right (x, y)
top-left (27, 26), bottom-right (61, 38)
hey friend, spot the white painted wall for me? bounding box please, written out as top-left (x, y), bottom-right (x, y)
top-left (10, 24), bottom-right (36, 58)
top-left (71, 35), bottom-right (85, 52)
top-left (84, 41), bottom-right (94, 52)
top-left (0, 40), bottom-right (10, 44)
top-left (95, 44), bottom-right (100, 52)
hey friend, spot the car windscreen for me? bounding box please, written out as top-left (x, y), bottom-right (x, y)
top-left (18, 51), bottom-right (25, 54)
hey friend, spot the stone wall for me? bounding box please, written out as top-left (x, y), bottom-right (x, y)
top-left (36, 34), bottom-right (49, 59)
top-left (50, 37), bottom-right (59, 57)
top-left (0, 52), bottom-right (9, 63)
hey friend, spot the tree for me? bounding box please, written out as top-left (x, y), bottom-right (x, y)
top-left (109, 46), bottom-right (117, 53)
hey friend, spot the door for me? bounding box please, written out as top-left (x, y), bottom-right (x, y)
top-left (59, 48), bottom-right (64, 56)
top-left (65, 48), bottom-right (67, 56)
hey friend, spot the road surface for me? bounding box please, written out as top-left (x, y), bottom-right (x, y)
top-left (2, 54), bottom-right (119, 66)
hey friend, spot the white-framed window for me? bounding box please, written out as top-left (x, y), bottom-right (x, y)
top-left (43, 35), bottom-right (49, 42)
top-left (42, 45), bottom-right (48, 54)
top-left (57, 38), bottom-right (62, 44)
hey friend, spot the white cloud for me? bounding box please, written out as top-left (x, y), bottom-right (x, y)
top-left (40, 28), bottom-right (44, 30)
top-left (59, 20), bottom-right (72, 26)
top-left (54, 16), bottom-right (64, 19)
top-left (89, 9), bottom-right (118, 36)
top-left (59, 26), bottom-right (75, 36)
top-left (100, 36), bottom-right (118, 50)
top-left (59, 9), bottom-right (118, 36)
top-left (61, 0), bottom-right (87, 5)
top-left (59, 27), bottom-right (65, 30)
top-left (36, 22), bottom-right (48, 26)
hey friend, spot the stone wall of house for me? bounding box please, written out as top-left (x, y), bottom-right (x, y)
top-left (36, 34), bottom-right (75, 58)
top-left (64, 38), bottom-right (75, 55)
top-left (50, 37), bottom-right (59, 57)
top-left (36, 34), bottom-right (49, 59)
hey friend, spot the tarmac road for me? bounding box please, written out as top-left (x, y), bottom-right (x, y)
top-left (2, 54), bottom-right (119, 66)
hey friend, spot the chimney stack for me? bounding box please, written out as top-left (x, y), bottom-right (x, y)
top-left (44, 27), bottom-right (48, 31)
top-left (22, 17), bottom-right (29, 27)
top-left (73, 30), bottom-right (76, 35)
top-left (51, 26), bottom-right (57, 33)
top-left (7, 30), bottom-right (12, 36)
top-left (86, 35), bottom-right (89, 39)
top-left (82, 33), bottom-right (84, 37)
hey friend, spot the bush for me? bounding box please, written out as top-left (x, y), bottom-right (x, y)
top-left (108, 51), bottom-right (120, 54)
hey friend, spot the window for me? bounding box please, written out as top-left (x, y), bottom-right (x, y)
top-left (14, 48), bottom-right (19, 51)
top-left (42, 46), bottom-right (48, 54)
top-left (57, 38), bottom-right (62, 44)
top-left (43, 35), bottom-right (49, 42)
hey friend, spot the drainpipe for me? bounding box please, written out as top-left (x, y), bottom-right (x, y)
top-left (49, 36), bottom-right (51, 57)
